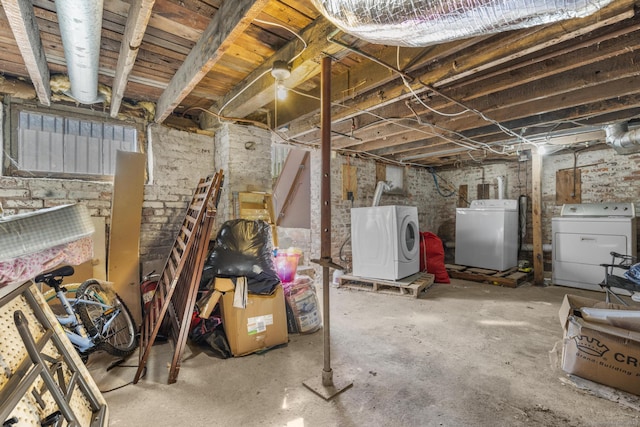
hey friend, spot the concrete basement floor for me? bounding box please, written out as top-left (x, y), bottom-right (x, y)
top-left (88, 278), bottom-right (640, 426)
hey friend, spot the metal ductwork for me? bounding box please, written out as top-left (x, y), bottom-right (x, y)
top-left (311, 0), bottom-right (615, 47)
top-left (372, 180), bottom-right (391, 207)
top-left (54, 0), bottom-right (104, 104)
top-left (604, 123), bottom-right (640, 155)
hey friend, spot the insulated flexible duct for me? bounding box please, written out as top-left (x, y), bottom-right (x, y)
top-left (54, 0), bottom-right (104, 104)
top-left (311, 0), bottom-right (615, 47)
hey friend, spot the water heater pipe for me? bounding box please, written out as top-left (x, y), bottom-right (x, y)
top-left (496, 176), bottom-right (504, 200)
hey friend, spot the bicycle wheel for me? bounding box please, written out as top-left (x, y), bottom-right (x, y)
top-left (76, 280), bottom-right (138, 358)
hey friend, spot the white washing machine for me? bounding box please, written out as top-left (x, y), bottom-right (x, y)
top-left (351, 205), bottom-right (420, 280)
top-left (552, 203), bottom-right (637, 292)
top-left (455, 199), bottom-right (519, 271)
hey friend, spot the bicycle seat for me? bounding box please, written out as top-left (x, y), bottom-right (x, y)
top-left (34, 265), bottom-right (75, 283)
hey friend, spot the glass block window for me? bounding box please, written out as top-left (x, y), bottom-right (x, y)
top-left (14, 110), bottom-right (137, 177)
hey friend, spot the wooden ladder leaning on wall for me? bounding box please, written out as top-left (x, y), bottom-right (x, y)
top-left (134, 170), bottom-right (223, 384)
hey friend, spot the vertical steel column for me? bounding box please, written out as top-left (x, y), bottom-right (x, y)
top-left (304, 56), bottom-right (352, 400)
top-left (320, 55), bottom-right (333, 383)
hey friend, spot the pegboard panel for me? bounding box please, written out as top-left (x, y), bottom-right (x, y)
top-left (0, 294), bottom-right (44, 389)
top-left (0, 282), bottom-right (104, 426)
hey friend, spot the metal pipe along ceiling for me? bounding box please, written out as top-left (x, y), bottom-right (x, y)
top-left (604, 123), bottom-right (640, 155)
top-left (311, 0), bottom-right (615, 47)
top-left (54, 0), bottom-right (104, 104)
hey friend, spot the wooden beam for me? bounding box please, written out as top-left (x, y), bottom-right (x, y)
top-left (335, 43), bottom-right (640, 157)
top-left (154, 0), bottom-right (269, 123)
top-left (385, 69), bottom-right (640, 159)
top-left (271, 34), bottom-right (494, 128)
top-left (213, 16), bottom-right (344, 121)
top-left (390, 96), bottom-right (640, 163)
top-left (284, 0), bottom-right (634, 140)
top-left (329, 23), bottom-right (640, 150)
top-left (110, 0), bottom-right (155, 118)
top-left (1, 0), bottom-right (51, 105)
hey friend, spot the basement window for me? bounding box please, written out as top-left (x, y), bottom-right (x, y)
top-left (5, 106), bottom-right (139, 179)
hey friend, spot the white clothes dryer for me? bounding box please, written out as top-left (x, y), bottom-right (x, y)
top-left (351, 205), bottom-right (420, 280)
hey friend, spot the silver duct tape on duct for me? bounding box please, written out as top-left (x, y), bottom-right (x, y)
top-left (54, 0), bottom-right (104, 104)
top-left (311, 0), bottom-right (615, 47)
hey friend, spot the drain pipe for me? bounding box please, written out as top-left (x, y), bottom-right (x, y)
top-left (604, 123), bottom-right (640, 155)
top-left (54, 0), bottom-right (104, 104)
top-left (496, 176), bottom-right (505, 200)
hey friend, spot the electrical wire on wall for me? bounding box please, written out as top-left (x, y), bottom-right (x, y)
top-left (426, 166), bottom-right (458, 198)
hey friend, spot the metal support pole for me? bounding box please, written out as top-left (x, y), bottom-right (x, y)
top-left (304, 55), bottom-right (352, 400)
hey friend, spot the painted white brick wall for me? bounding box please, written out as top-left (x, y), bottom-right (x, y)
top-left (141, 125), bottom-right (215, 264)
top-left (213, 123), bottom-right (272, 231)
top-left (0, 124), bottom-right (215, 271)
top-left (4, 113), bottom-right (640, 278)
top-left (309, 151), bottom-right (437, 276)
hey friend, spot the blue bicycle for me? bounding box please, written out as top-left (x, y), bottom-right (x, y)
top-left (36, 265), bottom-right (138, 361)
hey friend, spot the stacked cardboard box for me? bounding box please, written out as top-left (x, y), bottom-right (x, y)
top-left (219, 279), bottom-right (288, 357)
top-left (559, 294), bottom-right (640, 395)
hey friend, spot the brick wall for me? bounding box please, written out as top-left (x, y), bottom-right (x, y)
top-left (0, 123), bottom-right (215, 273)
top-left (141, 125), bottom-right (215, 267)
top-left (309, 151), bottom-right (436, 276)
top-left (5, 113), bottom-right (640, 278)
top-left (213, 123), bottom-right (272, 231)
top-left (0, 176), bottom-right (112, 216)
top-left (430, 148), bottom-right (640, 267)
top-left (308, 146), bottom-right (640, 276)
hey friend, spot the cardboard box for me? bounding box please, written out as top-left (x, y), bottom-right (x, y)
top-left (221, 283), bottom-right (288, 356)
top-left (559, 294), bottom-right (640, 395)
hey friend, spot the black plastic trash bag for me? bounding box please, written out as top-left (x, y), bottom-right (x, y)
top-left (206, 219), bottom-right (280, 294)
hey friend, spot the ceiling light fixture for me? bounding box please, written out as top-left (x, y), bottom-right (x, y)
top-left (271, 60), bottom-right (291, 101)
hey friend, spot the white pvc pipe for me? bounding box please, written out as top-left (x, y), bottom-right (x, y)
top-left (496, 176), bottom-right (504, 200)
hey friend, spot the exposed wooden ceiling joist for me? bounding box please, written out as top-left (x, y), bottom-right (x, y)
top-left (1, 0), bottom-right (50, 105)
top-left (0, 0), bottom-right (638, 168)
top-left (283, 0), bottom-right (635, 144)
top-left (213, 16), bottom-right (343, 122)
top-left (154, 0), bottom-right (269, 123)
top-left (110, 0), bottom-right (155, 118)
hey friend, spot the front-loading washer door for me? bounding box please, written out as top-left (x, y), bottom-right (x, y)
top-left (399, 216), bottom-right (419, 261)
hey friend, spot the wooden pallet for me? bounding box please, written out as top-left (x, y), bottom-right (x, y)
top-left (445, 264), bottom-right (530, 288)
top-left (337, 272), bottom-right (435, 298)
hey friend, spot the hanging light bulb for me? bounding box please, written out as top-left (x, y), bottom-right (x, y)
top-left (538, 145), bottom-right (547, 155)
top-left (271, 60), bottom-right (291, 102)
top-left (276, 83), bottom-right (288, 100)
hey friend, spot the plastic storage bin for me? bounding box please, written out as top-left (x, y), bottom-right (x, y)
top-left (274, 253), bottom-right (300, 283)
